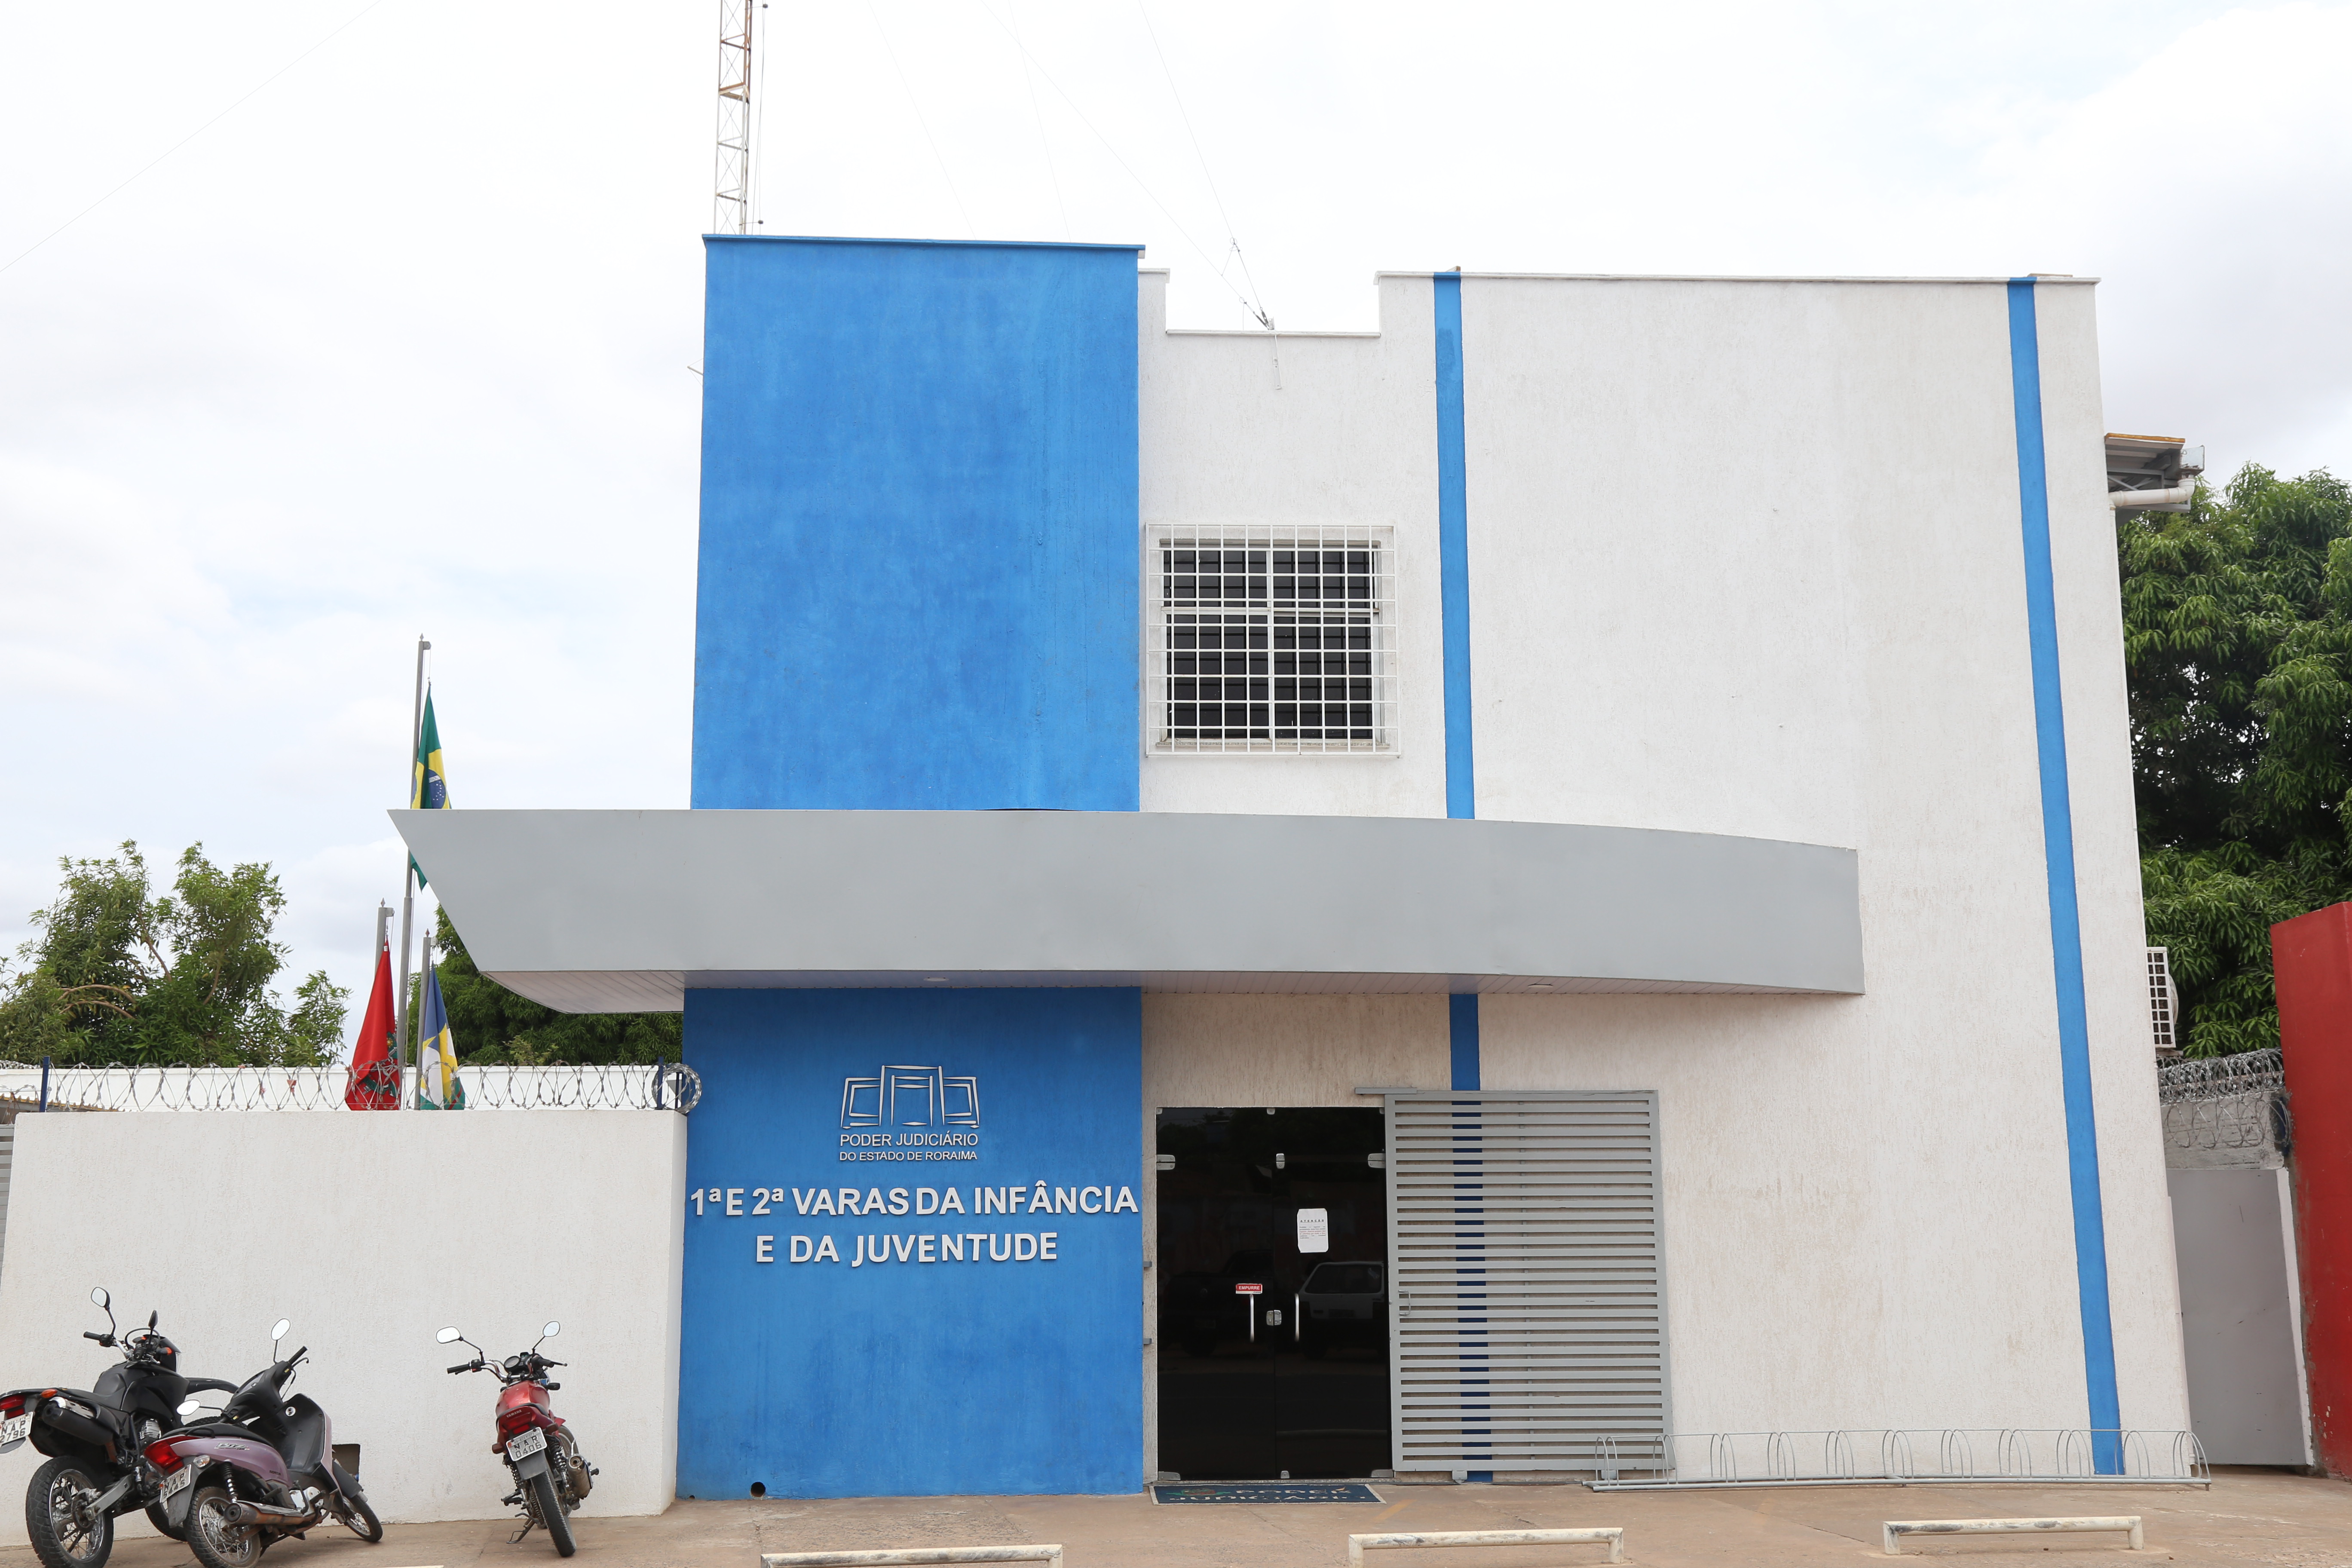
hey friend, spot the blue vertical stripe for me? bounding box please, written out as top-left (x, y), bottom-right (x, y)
top-left (1434, 273), bottom-right (1475, 821)
top-left (2006, 279), bottom-right (2122, 1465)
top-left (1449, 993), bottom-right (1481, 1091)
top-left (1439, 279), bottom-right (1485, 1476)
top-left (1450, 1008), bottom-right (1488, 1481)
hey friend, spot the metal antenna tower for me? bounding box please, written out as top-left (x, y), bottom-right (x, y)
top-left (714, 0), bottom-right (754, 233)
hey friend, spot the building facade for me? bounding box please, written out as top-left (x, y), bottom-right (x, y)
top-left (400, 239), bottom-right (2187, 1498)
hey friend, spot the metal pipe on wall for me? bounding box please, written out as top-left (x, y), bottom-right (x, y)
top-left (2111, 484), bottom-right (2197, 510)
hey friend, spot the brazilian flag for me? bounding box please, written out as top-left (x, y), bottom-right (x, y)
top-left (410, 690), bottom-right (449, 888)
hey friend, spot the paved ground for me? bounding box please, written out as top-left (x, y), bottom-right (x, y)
top-left (13, 1469), bottom-right (2352, 1568)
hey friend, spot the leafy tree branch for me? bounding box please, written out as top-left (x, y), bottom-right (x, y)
top-left (0, 841), bottom-right (347, 1067)
top-left (2125, 464), bottom-right (2352, 1054)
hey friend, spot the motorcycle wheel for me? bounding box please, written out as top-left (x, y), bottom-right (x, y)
top-left (145, 1501), bottom-right (187, 1541)
top-left (184, 1487), bottom-right (266, 1568)
top-left (335, 1493), bottom-right (383, 1544)
top-left (527, 1472), bottom-right (575, 1559)
top-left (331, 1466), bottom-right (383, 1543)
top-left (25, 1458), bottom-right (114, 1568)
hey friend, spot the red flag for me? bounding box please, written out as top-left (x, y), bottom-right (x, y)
top-left (345, 944), bottom-right (401, 1110)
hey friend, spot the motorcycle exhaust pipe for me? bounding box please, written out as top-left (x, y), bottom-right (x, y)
top-left (229, 1501), bottom-right (320, 1529)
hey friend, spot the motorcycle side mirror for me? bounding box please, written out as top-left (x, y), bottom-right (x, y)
top-left (90, 1288), bottom-right (109, 1309)
top-left (435, 1327), bottom-right (463, 1344)
top-left (178, 1400), bottom-right (202, 1418)
top-left (149, 1311), bottom-right (158, 1330)
top-left (541, 1322), bottom-right (559, 1341)
top-left (270, 1318), bottom-right (291, 1348)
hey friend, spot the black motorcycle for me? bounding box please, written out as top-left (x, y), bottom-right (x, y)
top-left (0, 1287), bottom-right (238, 1568)
top-left (153, 1317), bottom-right (383, 1568)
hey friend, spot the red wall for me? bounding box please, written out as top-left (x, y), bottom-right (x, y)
top-left (2272, 903), bottom-right (2352, 1473)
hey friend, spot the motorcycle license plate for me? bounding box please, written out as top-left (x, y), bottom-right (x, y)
top-left (0, 1415), bottom-right (28, 1449)
top-left (159, 1465), bottom-right (196, 1502)
top-left (507, 1427), bottom-right (548, 1461)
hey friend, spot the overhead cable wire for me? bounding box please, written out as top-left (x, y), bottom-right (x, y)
top-left (1134, 0), bottom-right (1272, 332)
top-left (1, 0), bottom-right (394, 279)
top-left (1007, 0), bottom-right (1071, 241)
top-left (866, 0), bottom-right (978, 240)
top-left (753, 0), bottom-right (771, 230)
top-left (967, 0), bottom-right (1265, 327)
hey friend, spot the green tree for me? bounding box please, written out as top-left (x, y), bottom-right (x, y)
top-left (0, 842), bottom-right (348, 1067)
top-left (287, 971), bottom-right (354, 1064)
top-left (2123, 464), bottom-right (2352, 1054)
top-left (429, 906), bottom-right (681, 1065)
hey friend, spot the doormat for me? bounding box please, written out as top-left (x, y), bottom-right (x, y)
top-left (1152, 1483), bottom-right (1383, 1504)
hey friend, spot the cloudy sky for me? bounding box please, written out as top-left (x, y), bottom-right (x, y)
top-left (2, 0), bottom-right (2346, 1038)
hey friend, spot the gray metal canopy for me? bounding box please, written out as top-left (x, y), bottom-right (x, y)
top-left (391, 808), bottom-right (1863, 1011)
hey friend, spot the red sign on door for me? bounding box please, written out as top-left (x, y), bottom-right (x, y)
top-left (1234, 1282), bottom-right (1263, 1295)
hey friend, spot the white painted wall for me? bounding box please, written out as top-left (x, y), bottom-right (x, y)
top-left (1138, 269), bottom-right (1447, 819)
top-left (0, 1110), bottom-right (685, 1543)
top-left (1136, 272), bottom-right (2191, 1438)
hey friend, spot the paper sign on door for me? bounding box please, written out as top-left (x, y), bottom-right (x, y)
top-left (1296, 1207), bottom-right (1330, 1253)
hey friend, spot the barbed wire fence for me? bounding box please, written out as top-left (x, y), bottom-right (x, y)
top-left (2157, 1047), bottom-right (2285, 1164)
top-left (0, 1061), bottom-right (700, 1114)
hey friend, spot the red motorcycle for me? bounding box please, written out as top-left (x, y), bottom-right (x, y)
top-left (436, 1322), bottom-right (593, 1558)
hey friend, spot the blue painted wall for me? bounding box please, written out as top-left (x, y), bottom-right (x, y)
top-left (678, 988), bottom-right (1145, 1498)
top-left (692, 236), bottom-right (1142, 812)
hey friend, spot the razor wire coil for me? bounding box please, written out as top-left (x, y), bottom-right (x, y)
top-left (0, 1061), bottom-right (700, 1114)
top-left (2157, 1047), bottom-right (2285, 1155)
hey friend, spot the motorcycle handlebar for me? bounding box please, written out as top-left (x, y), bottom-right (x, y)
top-left (446, 1363), bottom-right (472, 1374)
top-left (82, 1332), bottom-right (107, 1344)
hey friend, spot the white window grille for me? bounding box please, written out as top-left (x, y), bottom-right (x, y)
top-left (1146, 525), bottom-right (1398, 753)
top-left (2148, 947), bottom-right (2178, 1056)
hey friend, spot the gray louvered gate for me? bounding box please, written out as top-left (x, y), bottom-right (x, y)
top-left (1386, 1090), bottom-right (1669, 1473)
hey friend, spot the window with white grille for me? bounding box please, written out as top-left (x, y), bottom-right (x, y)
top-left (1146, 526), bottom-right (1397, 753)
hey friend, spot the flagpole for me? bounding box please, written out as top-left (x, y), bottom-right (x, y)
top-left (395, 634), bottom-right (429, 1112)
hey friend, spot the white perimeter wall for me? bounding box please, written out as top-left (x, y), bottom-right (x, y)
top-left (1136, 270), bottom-right (2191, 1438)
top-left (0, 1110), bottom-right (685, 1543)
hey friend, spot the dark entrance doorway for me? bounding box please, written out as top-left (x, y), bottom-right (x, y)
top-left (1155, 1107), bottom-right (1391, 1479)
